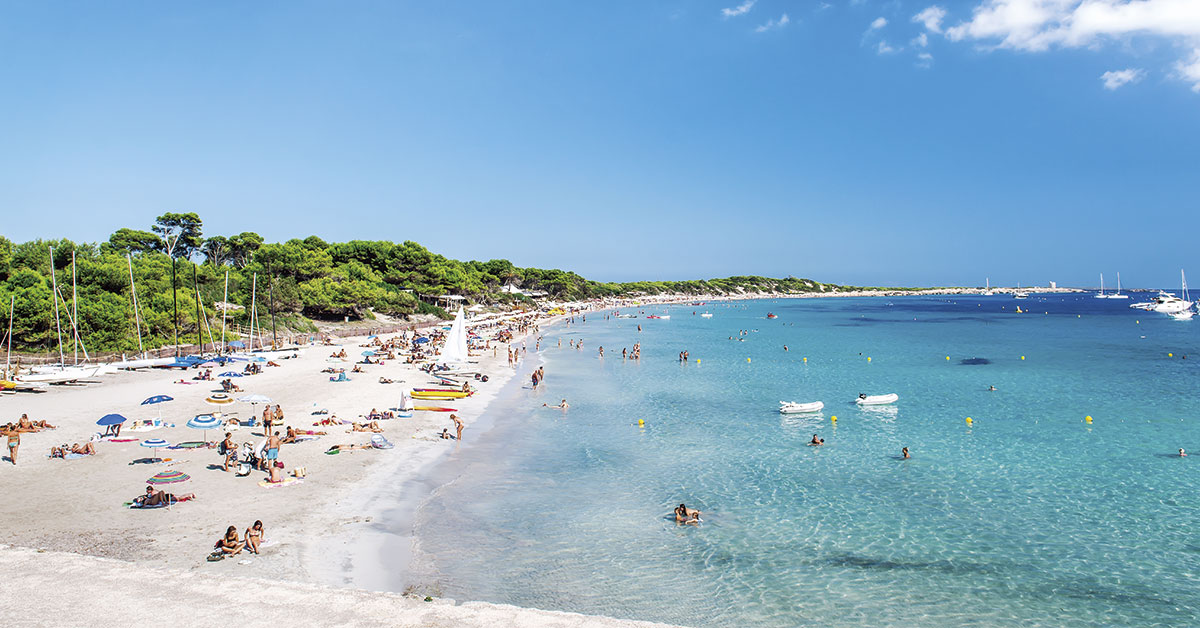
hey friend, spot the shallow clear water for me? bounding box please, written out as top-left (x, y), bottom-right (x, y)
top-left (410, 295), bottom-right (1200, 627)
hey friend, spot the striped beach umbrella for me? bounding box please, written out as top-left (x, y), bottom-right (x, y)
top-left (205, 393), bottom-right (235, 405)
top-left (147, 470), bottom-right (190, 485)
top-left (187, 414), bottom-right (223, 442)
top-left (361, 350), bottom-right (376, 356)
top-left (219, 371), bottom-right (243, 378)
top-left (140, 438), bottom-right (170, 460)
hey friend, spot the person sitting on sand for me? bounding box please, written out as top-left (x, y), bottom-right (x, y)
top-left (379, 377), bottom-right (394, 384)
top-left (268, 461), bottom-right (284, 483)
top-left (439, 428), bottom-right (452, 440)
top-left (16, 414), bottom-right (55, 432)
top-left (215, 525), bottom-right (244, 555)
top-left (136, 485), bottom-right (195, 507)
top-left (245, 520), bottom-right (264, 554)
top-left (351, 365), bottom-right (364, 374)
top-left (809, 434), bottom-right (825, 446)
top-left (349, 421), bottom-right (384, 433)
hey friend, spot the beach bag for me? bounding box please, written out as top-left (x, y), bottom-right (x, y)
top-left (292, 466), bottom-right (307, 478)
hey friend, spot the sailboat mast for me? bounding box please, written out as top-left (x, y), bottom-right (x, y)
top-left (127, 254), bottom-right (144, 355)
top-left (249, 273), bottom-right (257, 352)
top-left (6, 295), bottom-right (13, 377)
top-left (71, 251), bottom-right (78, 365)
top-left (193, 264), bottom-right (201, 353)
top-left (220, 270), bottom-right (229, 353)
top-left (49, 247), bottom-right (65, 367)
top-left (268, 270), bottom-right (277, 349)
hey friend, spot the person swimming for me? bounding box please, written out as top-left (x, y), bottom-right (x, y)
top-left (902, 447), bottom-right (910, 459)
top-left (1180, 448), bottom-right (1187, 457)
top-left (988, 385), bottom-right (997, 391)
top-left (674, 503), bottom-right (701, 524)
top-left (809, 434), bottom-right (824, 446)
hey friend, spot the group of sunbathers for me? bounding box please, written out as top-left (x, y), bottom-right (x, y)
top-left (212, 520), bottom-right (264, 557)
top-left (49, 442), bottom-right (96, 458)
top-left (11, 414), bottom-right (55, 432)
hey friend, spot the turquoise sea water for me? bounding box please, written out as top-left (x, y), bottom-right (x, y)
top-left (410, 295), bottom-right (1200, 627)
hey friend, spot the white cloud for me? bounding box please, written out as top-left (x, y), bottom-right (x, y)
top-left (917, 51), bottom-right (934, 67)
top-left (818, 2), bottom-right (833, 11)
top-left (870, 17), bottom-right (888, 30)
top-left (1177, 49), bottom-right (1200, 92)
top-left (912, 32), bottom-right (929, 47)
top-left (1100, 68), bottom-right (1145, 89)
top-left (878, 40), bottom-right (898, 54)
top-left (940, 1), bottom-right (1200, 92)
top-left (756, 13), bottom-right (791, 33)
top-left (721, 0), bottom-right (756, 18)
top-left (912, 6), bottom-right (948, 33)
top-left (945, 0), bottom-right (1200, 50)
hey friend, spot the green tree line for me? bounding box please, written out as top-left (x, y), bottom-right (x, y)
top-left (0, 214), bottom-right (841, 353)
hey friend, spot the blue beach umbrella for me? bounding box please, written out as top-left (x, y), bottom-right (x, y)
top-left (97, 413), bottom-right (128, 426)
top-left (140, 437), bottom-right (170, 460)
top-left (141, 395), bottom-right (174, 421)
top-left (414, 337), bottom-right (430, 345)
top-left (361, 350), bottom-right (376, 357)
top-left (187, 414), bottom-right (223, 443)
top-left (219, 371), bottom-right (243, 378)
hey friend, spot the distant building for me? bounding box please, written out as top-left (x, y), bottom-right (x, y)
top-left (1049, 281), bottom-right (1057, 289)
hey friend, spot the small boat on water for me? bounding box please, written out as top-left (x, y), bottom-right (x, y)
top-left (856, 393), bottom-right (899, 406)
top-left (646, 315), bottom-right (670, 320)
top-left (766, 313), bottom-right (778, 319)
top-left (700, 313), bottom-right (713, 318)
top-left (780, 401), bottom-right (824, 414)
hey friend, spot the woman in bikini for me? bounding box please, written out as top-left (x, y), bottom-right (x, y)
top-left (216, 525), bottom-right (244, 554)
top-left (245, 520), bottom-right (264, 554)
top-left (5, 424), bottom-right (18, 465)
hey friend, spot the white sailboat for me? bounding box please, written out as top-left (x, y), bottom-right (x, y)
top-left (1013, 282), bottom-right (1028, 299)
top-left (1108, 272), bottom-right (1129, 299)
top-left (438, 306), bottom-right (469, 364)
top-left (983, 278), bottom-right (994, 296)
top-left (1095, 273), bottom-right (1106, 298)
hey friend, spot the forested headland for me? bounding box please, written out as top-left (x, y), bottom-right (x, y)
top-left (0, 213), bottom-right (839, 353)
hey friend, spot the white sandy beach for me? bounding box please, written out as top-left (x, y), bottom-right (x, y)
top-left (1, 308), bottom-right (688, 626)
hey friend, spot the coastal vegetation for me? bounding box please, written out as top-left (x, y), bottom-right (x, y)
top-left (0, 214), bottom-right (841, 353)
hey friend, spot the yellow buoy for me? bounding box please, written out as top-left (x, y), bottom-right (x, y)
top-left (966, 417), bottom-right (973, 425)
top-left (831, 415), bottom-right (837, 423)
top-left (1169, 353), bottom-right (1174, 358)
top-left (1085, 415), bottom-right (1092, 424)
top-left (696, 359), bottom-right (700, 364)
top-left (802, 357), bottom-right (807, 363)
top-left (1020, 356), bottom-right (1025, 360)
top-left (747, 357), bottom-right (751, 363)
top-left (867, 357), bottom-right (872, 362)
top-left (946, 356), bottom-right (950, 361)
top-left (638, 419), bottom-right (645, 427)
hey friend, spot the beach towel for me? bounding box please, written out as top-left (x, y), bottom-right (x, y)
top-left (294, 435), bottom-right (320, 442)
top-left (258, 477), bottom-right (303, 489)
top-left (126, 501), bottom-right (170, 509)
top-left (47, 453), bottom-right (87, 460)
top-left (169, 442), bottom-right (207, 449)
top-left (108, 438), bottom-right (139, 443)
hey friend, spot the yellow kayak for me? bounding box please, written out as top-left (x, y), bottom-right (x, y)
top-left (411, 391), bottom-right (471, 399)
top-left (0, 380), bottom-right (15, 390)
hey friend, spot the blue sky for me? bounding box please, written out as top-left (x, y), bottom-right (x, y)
top-left (1, 1), bottom-right (1198, 288)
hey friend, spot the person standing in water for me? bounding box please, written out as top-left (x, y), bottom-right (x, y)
top-left (902, 447), bottom-right (910, 459)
